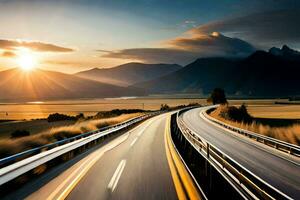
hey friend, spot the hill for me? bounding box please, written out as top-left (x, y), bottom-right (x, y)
top-left (0, 68), bottom-right (144, 101)
top-left (75, 62), bottom-right (182, 86)
top-left (134, 45), bottom-right (300, 97)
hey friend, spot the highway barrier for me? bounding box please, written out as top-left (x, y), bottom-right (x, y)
top-left (203, 107), bottom-right (300, 157)
top-left (0, 112), bottom-right (160, 189)
top-left (171, 108), bottom-right (293, 200)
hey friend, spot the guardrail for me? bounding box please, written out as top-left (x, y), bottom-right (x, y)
top-left (0, 112), bottom-right (159, 186)
top-left (203, 108), bottom-right (300, 157)
top-left (175, 109), bottom-right (292, 200)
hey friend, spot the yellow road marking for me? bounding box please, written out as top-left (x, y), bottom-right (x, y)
top-left (165, 117), bottom-right (187, 200)
top-left (165, 115), bottom-right (202, 200)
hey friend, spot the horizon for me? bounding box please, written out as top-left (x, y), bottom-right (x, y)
top-left (0, 1), bottom-right (300, 74)
top-left (0, 44), bottom-right (296, 75)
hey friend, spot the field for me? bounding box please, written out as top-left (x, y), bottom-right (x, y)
top-left (0, 97), bottom-right (207, 120)
top-left (246, 105), bottom-right (300, 119)
top-left (210, 105), bottom-right (300, 145)
top-left (0, 120), bottom-right (76, 140)
top-left (0, 97), bottom-right (291, 120)
top-left (0, 113), bottom-right (142, 158)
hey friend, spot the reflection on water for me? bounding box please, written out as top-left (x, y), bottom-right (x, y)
top-left (0, 98), bottom-right (205, 120)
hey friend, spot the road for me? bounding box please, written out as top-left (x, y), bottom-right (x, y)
top-left (3, 114), bottom-right (178, 200)
top-left (182, 107), bottom-right (300, 199)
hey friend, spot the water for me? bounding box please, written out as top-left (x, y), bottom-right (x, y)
top-left (0, 97), bottom-right (205, 120)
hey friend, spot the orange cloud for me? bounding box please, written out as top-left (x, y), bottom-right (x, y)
top-left (1, 51), bottom-right (16, 57)
top-left (0, 39), bottom-right (74, 52)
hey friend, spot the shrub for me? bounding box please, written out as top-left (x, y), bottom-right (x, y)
top-left (218, 104), bottom-right (252, 123)
top-left (47, 113), bottom-right (76, 122)
top-left (160, 104), bottom-right (170, 111)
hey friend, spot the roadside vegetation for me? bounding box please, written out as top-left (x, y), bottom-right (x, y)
top-left (0, 112), bottom-right (143, 158)
top-left (209, 105), bottom-right (300, 145)
top-left (206, 88), bottom-right (300, 145)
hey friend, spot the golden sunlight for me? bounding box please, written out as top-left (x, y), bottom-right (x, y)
top-left (17, 51), bottom-right (37, 71)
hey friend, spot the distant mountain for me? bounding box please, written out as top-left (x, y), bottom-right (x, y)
top-left (75, 62), bottom-right (182, 86)
top-left (0, 68), bottom-right (144, 101)
top-left (134, 46), bottom-right (300, 97)
top-left (269, 45), bottom-right (300, 61)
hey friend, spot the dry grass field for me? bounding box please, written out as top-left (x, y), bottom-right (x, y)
top-left (0, 120), bottom-right (76, 140)
top-left (0, 97), bottom-right (206, 120)
top-left (246, 105), bottom-right (300, 119)
top-left (210, 105), bottom-right (300, 145)
top-left (0, 113), bottom-right (142, 158)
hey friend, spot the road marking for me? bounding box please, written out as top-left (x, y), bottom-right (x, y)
top-left (47, 133), bottom-right (129, 200)
top-left (164, 115), bottom-right (202, 200)
top-left (130, 137), bottom-right (138, 147)
top-left (107, 159), bottom-right (127, 192)
top-left (165, 120), bottom-right (187, 200)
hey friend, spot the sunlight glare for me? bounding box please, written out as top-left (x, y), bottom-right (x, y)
top-left (17, 51), bottom-right (37, 71)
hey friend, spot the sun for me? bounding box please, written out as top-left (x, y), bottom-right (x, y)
top-left (17, 51), bottom-right (37, 71)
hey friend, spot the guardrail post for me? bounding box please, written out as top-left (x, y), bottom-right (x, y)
top-left (207, 144), bottom-right (210, 159)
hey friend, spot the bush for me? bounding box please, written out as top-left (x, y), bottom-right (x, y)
top-left (47, 113), bottom-right (76, 122)
top-left (11, 130), bottom-right (30, 138)
top-left (94, 109), bottom-right (145, 119)
top-left (217, 104), bottom-right (252, 123)
top-left (160, 104), bottom-right (170, 111)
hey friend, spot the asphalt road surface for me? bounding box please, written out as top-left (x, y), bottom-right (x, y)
top-left (182, 107), bottom-right (300, 199)
top-left (4, 114), bottom-right (177, 200)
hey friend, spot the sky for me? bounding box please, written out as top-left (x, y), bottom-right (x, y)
top-left (0, 0), bottom-right (300, 73)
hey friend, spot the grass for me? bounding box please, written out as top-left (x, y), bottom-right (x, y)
top-left (246, 105), bottom-right (300, 119)
top-left (210, 105), bottom-right (300, 146)
top-left (0, 113), bottom-right (142, 158)
top-left (0, 120), bottom-right (76, 140)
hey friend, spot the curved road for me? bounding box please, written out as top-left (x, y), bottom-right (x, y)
top-left (3, 114), bottom-right (178, 200)
top-left (182, 107), bottom-right (300, 199)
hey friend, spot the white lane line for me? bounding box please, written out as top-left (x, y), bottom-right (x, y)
top-left (47, 133), bottom-right (129, 200)
top-left (136, 120), bottom-right (153, 136)
top-left (130, 137), bottom-right (138, 147)
top-left (107, 159), bottom-right (127, 192)
top-left (137, 130), bottom-right (144, 136)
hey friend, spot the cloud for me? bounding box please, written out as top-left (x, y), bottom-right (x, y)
top-left (102, 32), bottom-right (255, 65)
top-left (1, 51), bottom-right (16, 57)
top-left (0, 39), bottom-right (74, 52)
top-left (168, 32), bottom-right (255, 56)
top-left (96, 49), bottom-right (113, 53)
top-left (44, 60), bottom-right (78, 65)
top-left (102, 48), bottom-right (199, 64)
top-left (190, 9), bottom-right (300, 47)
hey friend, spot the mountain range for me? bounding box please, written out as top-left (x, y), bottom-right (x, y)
top-left (75, 62), bottom-right (182, 86)
top-left (133, 45), bottom-right (300, 97)
top-left (0, 68), bottom-right (144, 101)
top-left (0, 45), bottom-right (299, 101)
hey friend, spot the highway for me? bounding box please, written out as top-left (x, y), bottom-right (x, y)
top-left (181, 107), bottom-right (300, 199)
top-left (2, 107), bottom-right (300, 200)
top-left (3, 113), bottom-right (178, 200)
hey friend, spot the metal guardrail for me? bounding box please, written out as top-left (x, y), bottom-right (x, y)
top-left (176, 110), bottom-right (292, 200)
top-left (0, 112), bottom-right (160, 186)
top-left (203, 108), bottom-right (300, 157)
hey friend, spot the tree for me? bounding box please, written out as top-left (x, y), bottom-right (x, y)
top-left (160, 104), bottom-right (170, 111)
top-left (207, 88), bottom-right (228, 105)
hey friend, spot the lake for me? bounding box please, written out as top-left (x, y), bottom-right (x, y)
top-left (0, 97), bottom-right (206, 120)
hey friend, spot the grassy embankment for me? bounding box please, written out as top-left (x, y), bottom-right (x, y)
top-left (210, 105), bottom-right (300, 145)
top-left (0, 113), bottom-right (142, 158)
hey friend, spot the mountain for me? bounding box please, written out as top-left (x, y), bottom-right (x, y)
top-left (133, 47), bottom-right (300, 97)
top-left (269, 45), bottom-right (300, 61)
top-left (0, 68), bottom-right (144, 101)
top-left (75, 62), bottom-right (182, 86)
